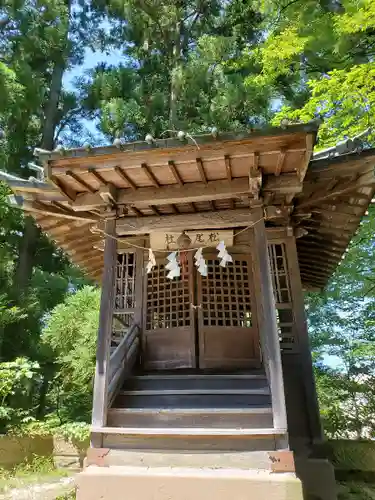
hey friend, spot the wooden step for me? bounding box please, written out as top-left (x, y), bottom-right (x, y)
top-left (120, 388), bottom-right (270, 396)
top-left (123, 376), bottom-right (268, 392)
top-left (92, 426), bottom-right (285, 452)
top-left (86, 448), bottom-right (281, 470)
top-left (114, 392), bottom-right (271, 409)
top-left (92, 426), bottom-right (285, 437)
top-left (107, 407), bottom-right (273, 429)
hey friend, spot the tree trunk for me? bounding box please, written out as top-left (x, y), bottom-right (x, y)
top-left (169, 19), bottom-right (182, 129)
top-left (41, 59), bottom-right (67, 151)
top-left (14, 216), bottom-right (39, 295)
top-left (14, 0), bottom-right (71, 299)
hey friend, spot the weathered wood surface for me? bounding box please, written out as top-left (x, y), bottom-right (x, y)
top-left (91, 219), bottom-right (117, 442)
top-left (251, 206), bottom-right (288, 441)
top-left (112, 209), bottom-right (276, 235)
top-left (71, 175), bottom-right (302, 211)
top-left (197, 253), bottom-right (260, 369)
top-left (285, 236), bottom-right (323, 442)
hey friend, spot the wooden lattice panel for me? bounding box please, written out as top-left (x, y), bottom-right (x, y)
top-left (112, 253), bottom-right (136, 344)
top-left (268, 243), bottom-right (291, 305)
top-left (268, 243), bottom-right (298, 353)
top-left (115, 253), bottom-right (136, 310)
top-left (146, 262), bottom-right (192, 330)
top-left (200, 258), bottom-right (252, 327)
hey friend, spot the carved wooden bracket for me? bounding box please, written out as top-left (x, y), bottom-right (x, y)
top-left (249, 152), bottom-right (262, 199)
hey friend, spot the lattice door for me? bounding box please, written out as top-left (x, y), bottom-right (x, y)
top-left (142, 255), bottom-right (196, 370)
top-left (197, 254), bottom-right (260, 369)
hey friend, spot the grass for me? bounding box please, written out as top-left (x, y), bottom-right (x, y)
top-left (0, 454), bottom-right (70, 495)
top-left (338, 481), bottom-right (375, 500)
top-left (55, 491), bottom-right (76, 499)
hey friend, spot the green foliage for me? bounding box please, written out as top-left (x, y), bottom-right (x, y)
top-left (0, 358), bottom-right (40, 432)
top-left (41, 286), bottom-right (100, 422)
top-left (56, 491), bottom-right (76, 500)
top-left (307, 206), bottom-right (375, 438)
top-left (83, 0), bottom-right (270, 137)
top-left (273, 63), bottom-right (375, 147)
top-left (338, 482), bottom-right (375, 500)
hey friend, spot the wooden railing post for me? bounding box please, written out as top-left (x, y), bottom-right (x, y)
top-left (251, 206), bottom-right (288, 444)
top-left (91, 219), bottom-right (117, 444)
top-left (285, 235), bottom-right (323, 442)
top-left (134, 248), bottom-right (144, 327)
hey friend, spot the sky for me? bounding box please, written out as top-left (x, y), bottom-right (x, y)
top-left (63, 46), bottom-right (124, 140)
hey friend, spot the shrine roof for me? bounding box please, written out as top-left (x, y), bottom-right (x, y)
top-left (1, 121), bottom-right (374, 289)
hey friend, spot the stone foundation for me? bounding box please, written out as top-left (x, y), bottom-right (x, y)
top-left (77, 465), bottom-right (304, 500)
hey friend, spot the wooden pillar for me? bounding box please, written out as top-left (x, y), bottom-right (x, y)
top-left (285, 235), bottom-right (323, 442)
top-left (91, 219), bottom-right (117, 444)
top-left (251, 206), bottom-right (288, 442)
top-left (134, 248), bottom-right (144, 327)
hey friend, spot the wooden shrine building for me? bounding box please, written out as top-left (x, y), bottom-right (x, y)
top-left (2, 122), bottom-right (375, 500)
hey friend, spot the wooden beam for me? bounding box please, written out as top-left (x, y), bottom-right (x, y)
top-left (307, 208), bottom-right (359, 222)
top-left (249, 152), bottom-right (261, 199)
top-left (66, 170), bottom-right (96, 193)
top-left (300, 225), bottom-right (351, 240)
top-left (302, 232), bottom-right (350, 246)
top-left (299, 259), bottom-right (337, 272)
top-left (224, 155), bottom-right (232, 182)
top-left (196, 158), bottom-right (208, 184)
top-left (141, 162), bottom-right (159, 187)
top-left (91, 219), bottom-right (117, 443)
top-left (50, 174), bottom-right (76, 201)
top-left (113, 208), bottom-right (257, 235)
top-left (170, 204), bottom-right (179, 214)
top-left (22, 200), bottom-right (97, 222)
top-left (303, 218), bottom-right (358, 232)
top-left (298, 170), bottom-right (375, 210)
top-left (168, 160), bottom-right (184, 186)
top-left (297, 246), bottom-right (342, 262)
top-left (275, 149), bottom-right (286, 176)
top-left (149, 205), bottom-right (161, 216)
top-left (72, 176), bottom-right (301, 211)
top-left (51, 200), bottom-right (73, 213)
top-left (251, 206), bottom-right (288, 443)
top-left (296, 239), bottom-right (344, 255)
top-left (208, 200), bottom-right (216, 211)
top-left (89, 168), bottom-right (107, 186)
top-left (285, 236), bottom-right (323, 441)
top-left (57, 227), bottom-right (99, 245)
top-left (318, 203), bottom-right (363, 217)
top-left (299, 267), bottom-right (333, 280)
top-left (41, 219), bottom-right (72, 232)
top-left (93, 236), bottom-right (147, 253)
top-left (63, 237), bottom-right (99, 254)
top-left (114, 166), bottom-right (137, 190)
top-left (299, 224), bottom-right (353, 238)
top-left (298, 132), bottom-right (315, 182)
top-left (130, 206), bottom-right (143, 217)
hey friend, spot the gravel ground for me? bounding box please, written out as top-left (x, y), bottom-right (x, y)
top-left (0, 476), bottom-right (76, 500)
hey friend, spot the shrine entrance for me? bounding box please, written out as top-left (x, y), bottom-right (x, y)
top-left (142, 252), bottom-right (260, 371)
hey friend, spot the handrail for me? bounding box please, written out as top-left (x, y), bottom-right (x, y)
top-left (110, 323), bottom-right (139, 376)
top-left (107, 322), bottom-right (140, 406)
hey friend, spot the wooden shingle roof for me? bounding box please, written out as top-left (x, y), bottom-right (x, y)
top-left (2, 122), bottom-right (374, 289)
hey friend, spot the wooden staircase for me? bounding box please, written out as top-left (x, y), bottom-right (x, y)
top-left (91, 370), bottom-right (287, 452)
